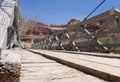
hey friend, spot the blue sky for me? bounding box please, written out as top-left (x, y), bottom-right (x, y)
top-left (20, 0), bottom-right (120, 25)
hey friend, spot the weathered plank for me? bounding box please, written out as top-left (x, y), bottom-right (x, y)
top-left (20, 50), bottom-right (106, 82)
top-left (29, 49), bottom-right (120, 82)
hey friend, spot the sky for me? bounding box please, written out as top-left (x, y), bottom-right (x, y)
top-left (20, 0), bottom-right (120, 25)
top-left (0, 0), bottom-right (2, 4)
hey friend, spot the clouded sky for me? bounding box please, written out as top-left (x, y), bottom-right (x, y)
top-left (20, 0), bottom-right (120, 25)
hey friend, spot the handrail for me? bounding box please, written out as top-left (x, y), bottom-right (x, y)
top-left (31, 9), bottom-right (120, 53)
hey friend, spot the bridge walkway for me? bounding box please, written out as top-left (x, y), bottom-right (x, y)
top-left (19, 49), bottom-right (106, 82)
top-left (29, 49), bottom-right (120, 82)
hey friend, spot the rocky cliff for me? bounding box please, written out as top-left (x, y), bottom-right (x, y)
top-left (19, 19), bottom-right (80, 42)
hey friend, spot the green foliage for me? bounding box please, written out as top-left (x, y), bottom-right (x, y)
top-left (99, 38), bottom-right (113, 44)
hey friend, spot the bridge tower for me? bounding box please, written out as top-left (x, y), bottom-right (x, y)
top-left (0, 0), bottom-right (20, 49)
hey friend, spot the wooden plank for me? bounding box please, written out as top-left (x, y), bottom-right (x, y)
top-left (20, 50), bottom-right (106, 82)
top-left (29, 49), bottom-right (120, 82)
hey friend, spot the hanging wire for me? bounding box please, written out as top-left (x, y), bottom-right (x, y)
top-left (84, 0), bottom-right (106, 20)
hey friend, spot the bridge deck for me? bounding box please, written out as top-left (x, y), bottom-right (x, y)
top-left (20, 49), bottom-right (106, 82)
top-left (29, 49), bottom-right (120, 82)
top-left (53, 50), bottom-right (120, 59)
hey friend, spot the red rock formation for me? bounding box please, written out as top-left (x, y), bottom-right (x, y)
top-left (20, 19), bottom-right (80, 42)
top-left (20, 18), bottom-right (111, 42)
top-left (20, 17), bottom-right (112, 43)
top-left (68, 19), bottom-right (80, 25)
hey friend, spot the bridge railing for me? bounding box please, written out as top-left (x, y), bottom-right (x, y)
top-left (31, 9), bottom-right (120, 53)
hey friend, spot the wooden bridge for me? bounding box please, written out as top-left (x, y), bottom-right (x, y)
top-left (2, 48), bottom-right (119, 82)
top-left (0, 0), bottom-right (120, 82)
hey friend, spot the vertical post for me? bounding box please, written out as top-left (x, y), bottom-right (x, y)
top-left (55, 35), bottom-right (59, 41)
top-left (65, 32), bottom-right (70, 39)
top-left (114, 16), bottom-right (120, 43)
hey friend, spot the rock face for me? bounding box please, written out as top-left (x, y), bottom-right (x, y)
top-left (68, 19), bottom-right (80, 25)
top-left (19, 19), bottom-right (80, 42)
top-left (0, 63), bottom-right (20, 82)
top-left (19, 18), bottom-right (110, 43)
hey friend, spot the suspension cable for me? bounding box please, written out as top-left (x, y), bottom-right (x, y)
top-left (84, 0), bottom-right (106, 20)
